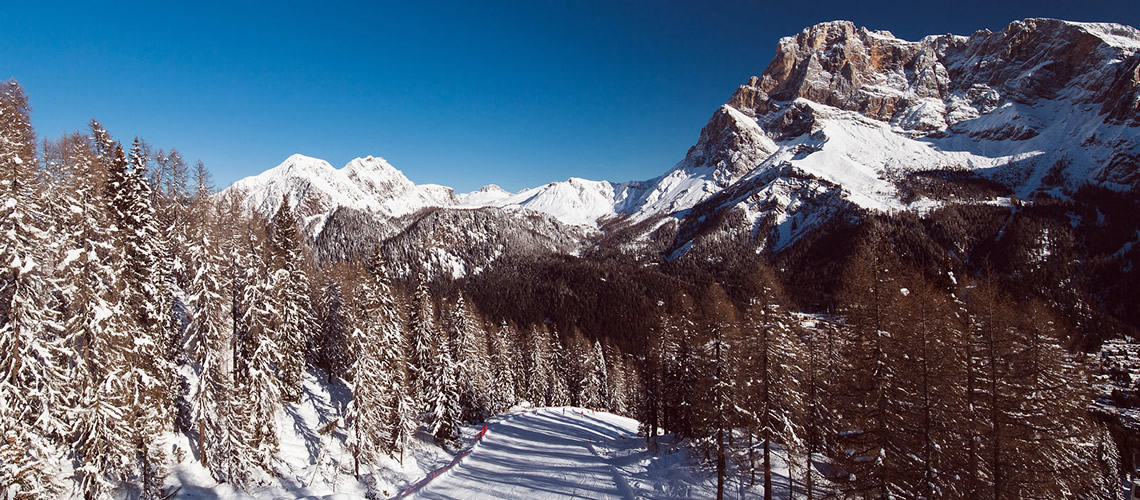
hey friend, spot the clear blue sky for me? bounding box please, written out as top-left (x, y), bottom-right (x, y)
top-left (3, 1), bottom-right (1136, 192)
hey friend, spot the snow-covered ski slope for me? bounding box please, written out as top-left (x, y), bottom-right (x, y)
top-left (406, 408), bottom-right (638, 499)
top-left (403, 407), bottom-right (780, 500)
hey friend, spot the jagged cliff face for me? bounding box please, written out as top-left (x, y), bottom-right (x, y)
top-left (730, 19), bottom-right (1140, 132)
top-left (663, 18), bottom-right (1140, 258)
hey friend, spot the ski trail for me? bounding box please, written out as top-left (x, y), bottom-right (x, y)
top-left (406, 408), bottom-right (640, 500)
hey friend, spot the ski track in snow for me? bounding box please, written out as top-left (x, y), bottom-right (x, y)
top-left (407, 408), bottom-right (639, 500)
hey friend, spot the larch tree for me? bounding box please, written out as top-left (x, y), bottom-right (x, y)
top-left (700, 285), bottom-right (737, 500)
top-left (740, 294), bottom-right (804, 499)
top-left (65, 144), bottom-right (141, 499)
top-left (834, 235), bottom-right (904, 499)
top-left (0, 78), bottom-right (65, 498)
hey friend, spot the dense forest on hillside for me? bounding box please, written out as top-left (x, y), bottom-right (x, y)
top-left (1, 75), bottom-right (1135, 500)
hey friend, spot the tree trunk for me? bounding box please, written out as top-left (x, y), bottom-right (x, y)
top-left (199, 419), bottom-right (207, 467)
top-left (749, 431), bottom-right (756, 486)
top-left (717, 424), bottom-right (726, 500)
top-left (763, 435), bottom-right (772, 500)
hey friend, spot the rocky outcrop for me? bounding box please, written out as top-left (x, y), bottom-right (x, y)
top-left (727, 18), bottom-right (1140, 137)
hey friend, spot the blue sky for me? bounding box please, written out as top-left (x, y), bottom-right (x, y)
top-left (3, 1), bottom-right (1137, 192)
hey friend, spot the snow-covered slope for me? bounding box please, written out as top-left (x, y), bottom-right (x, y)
top-left (405, 407), bottom-right (784, 499)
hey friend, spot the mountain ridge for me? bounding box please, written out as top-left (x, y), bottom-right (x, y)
top-left (221, 17), bottom-right (1140, 269)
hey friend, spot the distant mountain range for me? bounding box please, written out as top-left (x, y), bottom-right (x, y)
top-left (222, 18), bottom-right (1140, 276)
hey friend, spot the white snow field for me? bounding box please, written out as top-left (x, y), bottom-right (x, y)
top-left (405, 408), bottom-right (638, 499)
top-left (164, 371), bottom-right (791, 499)
top-left (402, 408), bottom-right (787, 500)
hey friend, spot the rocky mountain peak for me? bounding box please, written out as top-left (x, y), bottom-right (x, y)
top-left (727, 18), bottom-right (1140, 134)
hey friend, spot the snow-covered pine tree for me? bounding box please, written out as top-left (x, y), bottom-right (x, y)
top-left (590, 340), bottom-right (609, 411)
top-left (0, 78), bottom-right (65, 498)
top-left (546, 329), bottom-right (571, 408)
top-left (448, 294), bottom-right (491, 422)
top-left (234, 231), bottom-right (283, 475)
top-left (346, 250), bottom-right (404, 472)
top-left (526, 327), bottom-right (552, 407)
top-left (266, 196), bottom-right (312, 403)
top-left (244, 309), bottom-right (281, 475)
top-left (603, 341), bottom-right (627, 414)
top-left (565, 331), bottom-right (590, 407)
top-left (57, 139), bottom-right (139, 499)
top-left (487, 320), bottom-right (517, 414)
top-left (117, 138), bottom-right (176, 497)
top-left (314, 279), bottom-right (351, 383)
top-left (427, 328), bottom-right (461, 444)
top-left (186, 184), bottom-right (253, 485)
top-left (261, 202), bottom-right (303, 376)
top-left (87, 119), bottom-right (117, 173)
top-left (407, 280), bottom-right (437, 412)
top-left (659, 294), bottom-right (701, 441)
top-left (390, 377), bottom-right (418, 465)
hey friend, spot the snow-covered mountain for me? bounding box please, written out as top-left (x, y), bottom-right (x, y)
top-left (223, 18), bottom-right (1140, 265)
top-left (226, 153), bottom-right (457, 221)
top-left (661, 18), bottom-right (1140, 254)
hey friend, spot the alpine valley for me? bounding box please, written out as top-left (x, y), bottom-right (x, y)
top-left (3, 15), bottom-right (1140, 500)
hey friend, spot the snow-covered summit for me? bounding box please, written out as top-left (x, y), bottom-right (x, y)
top-left (225, 153), bottom-right (456, 220)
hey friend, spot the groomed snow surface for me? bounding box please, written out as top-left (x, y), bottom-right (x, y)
top-left (165, 369), bottom-right (790, 499)
top-left (405, 408), bottom-right (788, 500)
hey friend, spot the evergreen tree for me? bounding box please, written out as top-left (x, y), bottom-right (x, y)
top-left (346, 250), bottom-right (406, 472)
top-left (118, 138), bottom-right (175, 497)
top-left (407, 281), bottom-right (437, 412)
top-left (487, 320), bottom-right (517, 413)
top-left (547, 330), bottom-right (572, 408)
top-left (526, 327), bottom-right (552, 407)
top-left (267, 196), bottom-right (311, 402)
top-left (448, 295), bottom-right (491, 421)
top-left (314, 279), bottom-right (351, 382)
top-left (427, 330), bottom-right (461, 443)
top-left (187, 191), bottom-right (253, 485)
top-left (590, 340), bottom-right (609, 410)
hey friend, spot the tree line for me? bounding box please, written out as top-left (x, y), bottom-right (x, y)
top-left (634, 230), bottom-right (1121, 499)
